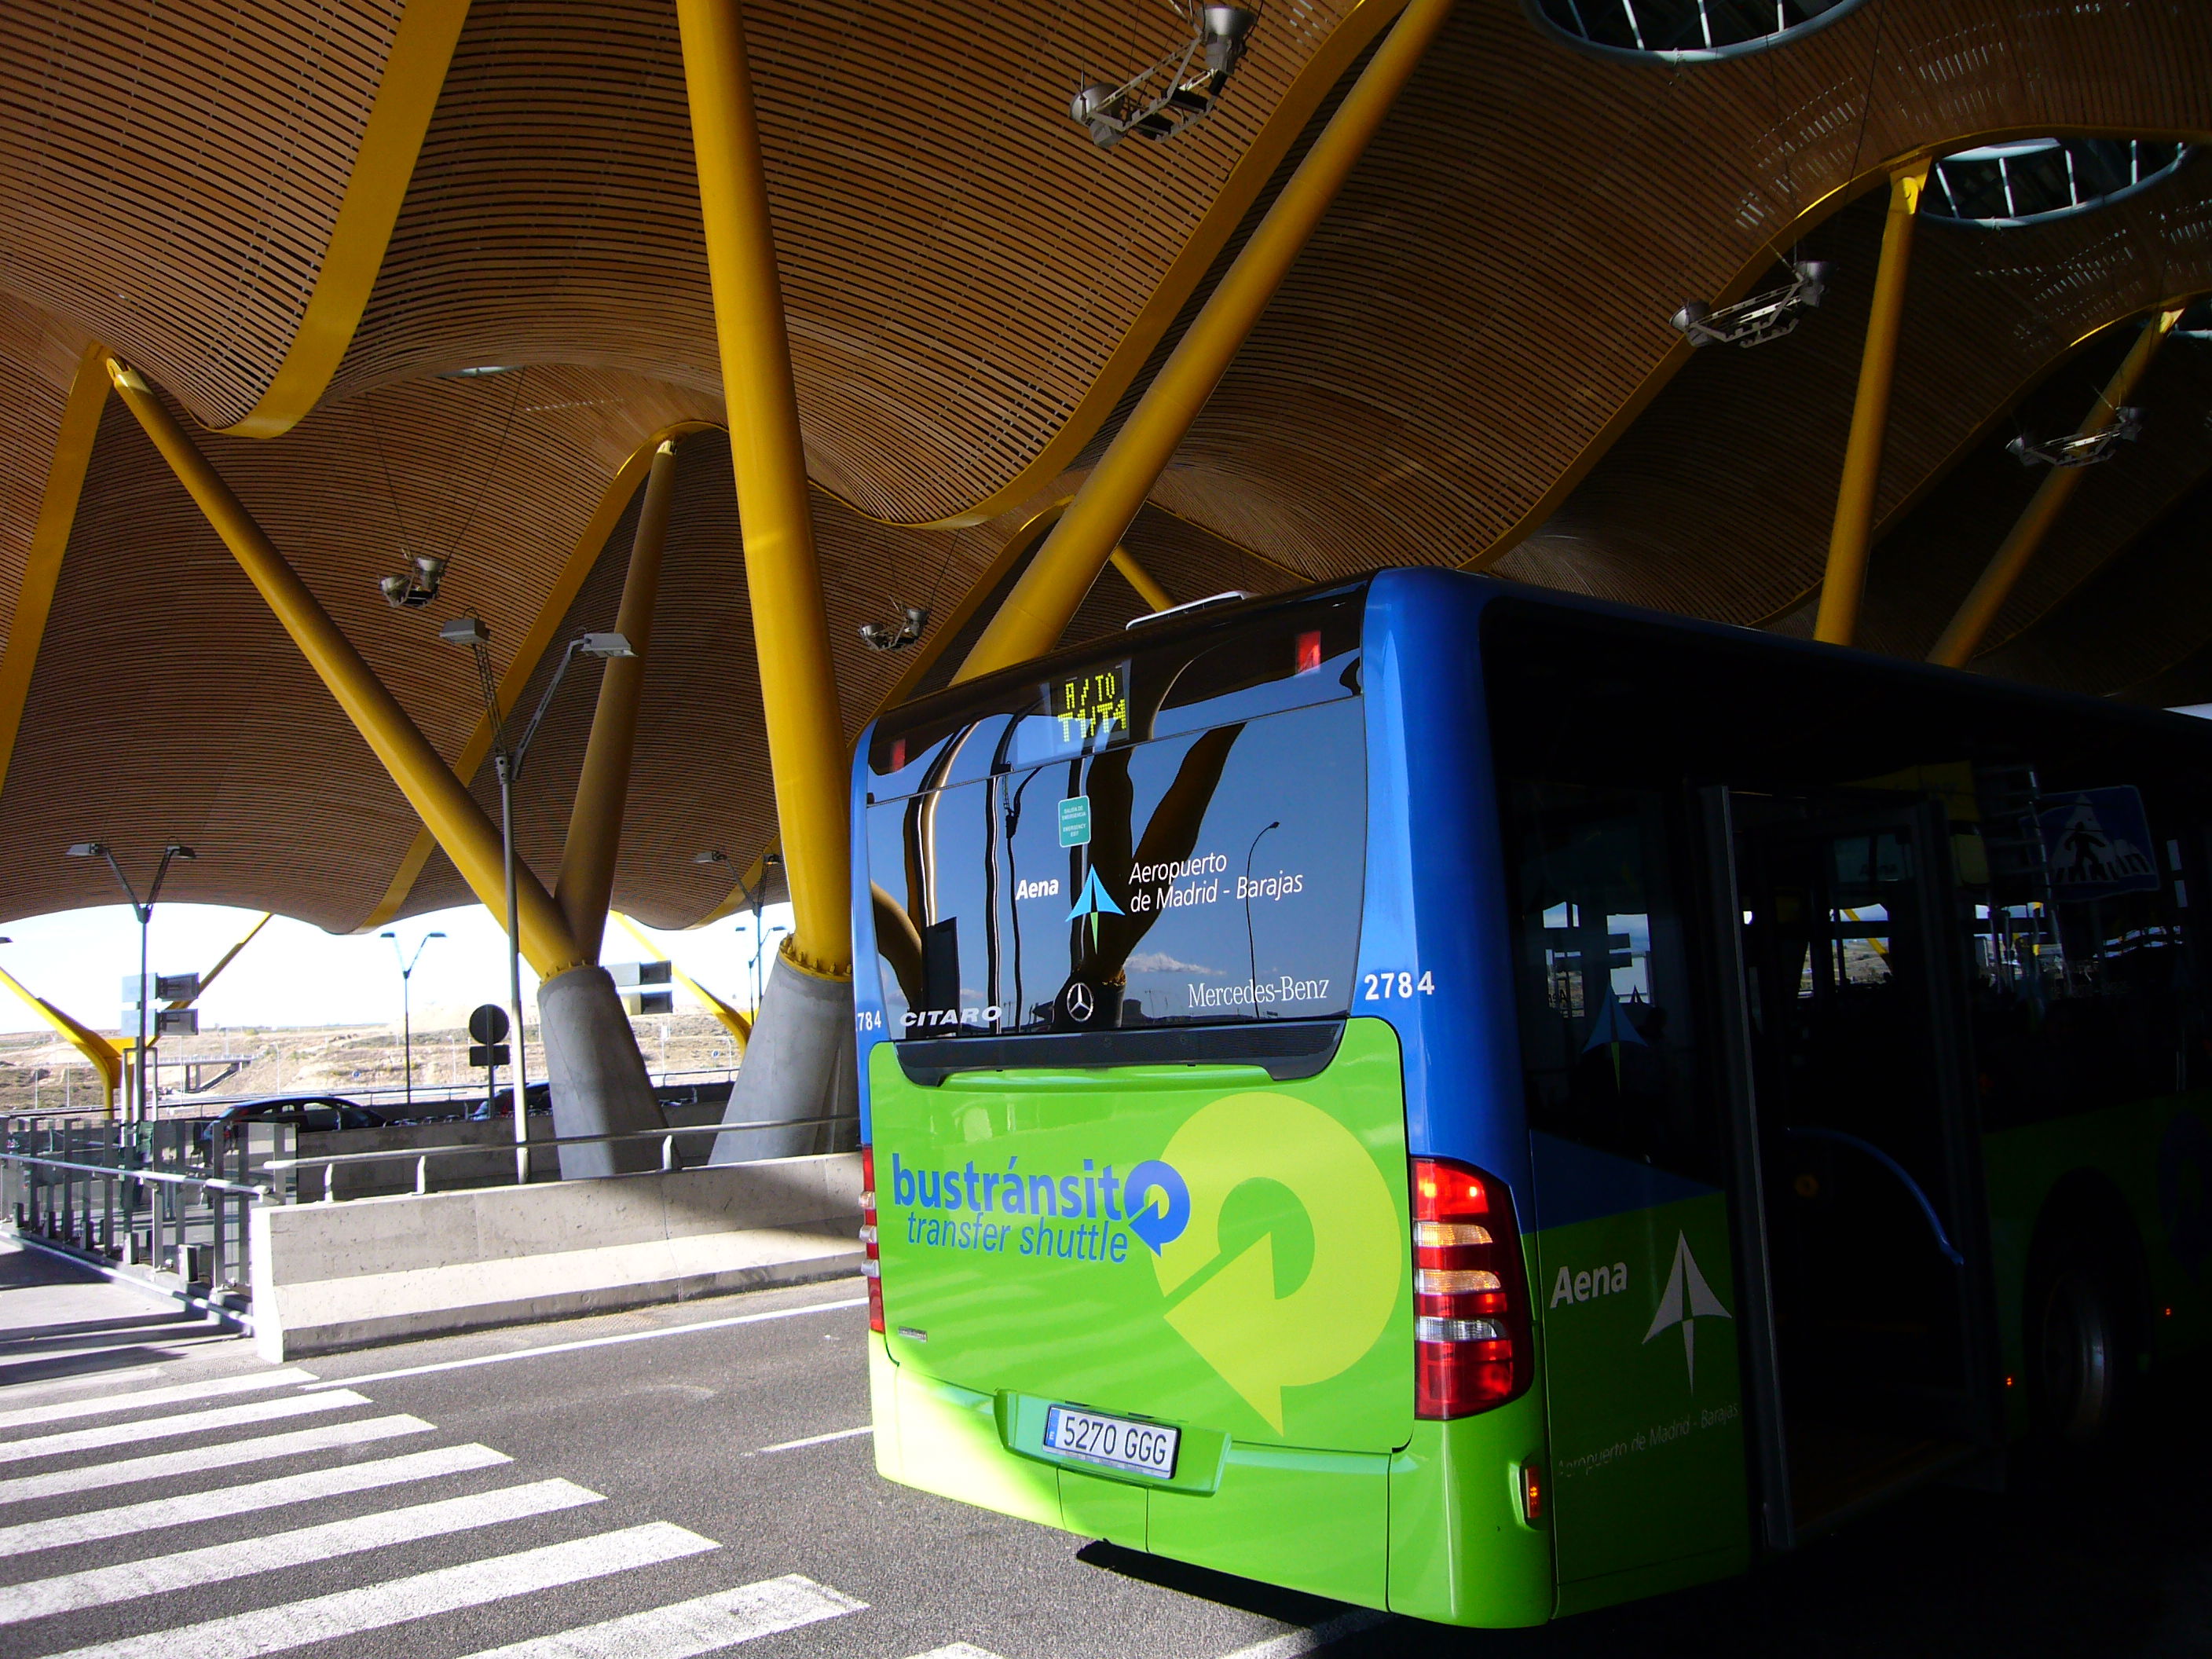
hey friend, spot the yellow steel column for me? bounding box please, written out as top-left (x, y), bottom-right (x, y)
top-left (955, 0), bottom-right (1458, 682)
top-left (0, 967), bottom-right (122, 1119)
top-left (1928, 306), bottom-right (2184, 668)
top-left (556, 439), bottom-right (680, 962)
top-left (106, 361), bottom-right (587, 977)
top-left (677, 0), bottom-right (850, 976)
top-left (1110, 546), bottom-right (1174, 613)
top-left (1813, 159), bottom-right (1930, 647)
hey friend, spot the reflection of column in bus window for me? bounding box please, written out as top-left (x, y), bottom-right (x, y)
top-left (1001, 767), bottom-right (1046, 1031)
top-left (1090, 726), bottom-right (1243, 985)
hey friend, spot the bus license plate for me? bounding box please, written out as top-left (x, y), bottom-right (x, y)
top-left (1043, 1404), bottom-right (1179, 1480)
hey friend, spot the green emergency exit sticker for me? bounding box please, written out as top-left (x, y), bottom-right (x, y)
top-left (1059, 796), bottom-right (1091, 848)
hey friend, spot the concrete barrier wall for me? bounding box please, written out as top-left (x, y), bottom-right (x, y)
top-left (250, 1152), bottom-right (862, 1361)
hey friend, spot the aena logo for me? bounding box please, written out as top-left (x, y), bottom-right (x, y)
top-left (1152, 1093), bottom-right (1400, 1433)
top-left (1065, 867), bottom-right (1124, 945)
top-left (1643, 1232), bottom-right (1731, 1390)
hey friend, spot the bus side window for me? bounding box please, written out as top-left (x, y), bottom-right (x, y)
top-left (1503, 780), bottom-right (1723, 1184)
top-left (1965, 766), bottom-right (2199, 1127)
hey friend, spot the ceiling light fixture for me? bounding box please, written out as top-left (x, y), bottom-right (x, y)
top-left (379, 551), bottom-right (449, 610)
top-left (2008, 407), bottom-right (2144, 468)
top-left (1071, 3), bottom-right (1258, 148)
top-left (860, 603), bottom-right (929, 653)
top-left (1672, 259), bottom-right (1829, 349)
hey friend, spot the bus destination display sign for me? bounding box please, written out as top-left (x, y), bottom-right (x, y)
top-left (1048, 662), bottom-right (1130, 753)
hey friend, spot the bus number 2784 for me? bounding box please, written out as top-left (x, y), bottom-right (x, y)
top-left (1362, 970), bottom-right (1435, 999)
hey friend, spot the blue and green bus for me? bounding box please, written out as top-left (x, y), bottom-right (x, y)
top-left (850, 570), bottom-right (2212, 1624)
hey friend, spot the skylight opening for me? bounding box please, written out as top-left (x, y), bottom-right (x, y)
top-left (1926, 138), bottom-right (2188, 228)
top-left (1529, 0), bottom-right (1865, 62)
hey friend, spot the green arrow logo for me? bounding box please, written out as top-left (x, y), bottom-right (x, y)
top-left (1152, 1092), bottom-right (1401, 1433)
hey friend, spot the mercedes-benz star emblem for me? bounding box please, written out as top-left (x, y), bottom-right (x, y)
top-left (1062, 982), bottom-right (1095, 1024)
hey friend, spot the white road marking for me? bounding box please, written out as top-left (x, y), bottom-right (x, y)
top-left (0, 1414), bottom-right (432, 1505)
top-left (44, 1522), bottom-right (720, 1659)
top-left (0, 1478), bottom-right (603, 1624)
top-left (0, 1365), bottom-right (161, 1399)
top-left (0, 1389), bottom-right (367, 1463)
top-left (306, 1295), bottom-right (866, 1390)
top-left (0, 1443), bottom-right (511, 1555)
top-left (1214, 1610), bottom-right (1392, 1659)
top-left (453, 1573), bottom-right (865, 1658)
top-left (749, 1425), bottom-right (872, 1454)
top-left (903, 1646), bottom-right (1008, 1659)
top-left (0, 1368), bottom-right (316, 1432)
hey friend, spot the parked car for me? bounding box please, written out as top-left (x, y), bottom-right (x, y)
top-left (195, 1096), bottom-right (389, 1159)
top-left (468, 1081), bottom-right (551, 1120)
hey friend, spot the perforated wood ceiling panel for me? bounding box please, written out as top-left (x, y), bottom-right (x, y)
top-left (326, 0), bottom-right (1364, 525)
top-left (1852, 335), bottom-right (2212, 669)
top-left (1143, 0), bottom-right (2212, 586)
top-left (0, 295), bottom-right (91, 657)
top-left (1976, 470), bottom-right (2212, 703)
top-left (1494, 157), bottom-right (2212, 628)
top-left (0, 0), bottom-right (408, 428)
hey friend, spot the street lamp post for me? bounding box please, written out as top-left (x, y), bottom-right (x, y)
top-left (66, 841), bottom-right (194, 1123)
top-left (378, 929), bottom-right (445, 1111)
top-left (439, 620), bottom-right (632, 1166)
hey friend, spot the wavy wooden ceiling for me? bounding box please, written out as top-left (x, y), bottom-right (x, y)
top-left (2, 0), bottom-right (2210, 933)
top-left (322, 0), bottom-right (1364, 526)
top-left (1496, 154), bottom-right (2212, 627)
top-left (0, 0), bottom-right (408, 430)
top-left (1145, 1), bottom-right (2212, 584)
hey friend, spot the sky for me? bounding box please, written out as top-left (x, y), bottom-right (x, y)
top-left (0, 900), bottom-right (796, 1037)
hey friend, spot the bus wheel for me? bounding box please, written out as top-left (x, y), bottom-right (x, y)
top-left (2031, 1258), bottom-right (2122, 1448)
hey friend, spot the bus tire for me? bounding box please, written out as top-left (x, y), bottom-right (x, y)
top-left (2026, 1225), bottom-right (2136, 1457)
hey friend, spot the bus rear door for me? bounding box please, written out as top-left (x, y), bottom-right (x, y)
top-left (1734, 796), bottom-right (2003, 1537)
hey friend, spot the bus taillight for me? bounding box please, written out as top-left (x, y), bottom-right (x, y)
top-left (860, 1144), bottom-right (884, 1334)
top-left (1412, 1157), bottom-right (1532, 1418)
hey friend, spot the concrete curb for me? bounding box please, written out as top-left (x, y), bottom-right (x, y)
top-left (250, 1152), bottom-right (863, 1361)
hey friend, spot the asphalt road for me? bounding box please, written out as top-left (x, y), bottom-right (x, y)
top-left (2, 1239), bottom-right (2206, 1659)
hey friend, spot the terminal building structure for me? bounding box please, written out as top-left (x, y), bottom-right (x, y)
top-left (0, 0), bottom-right (2208, 1142)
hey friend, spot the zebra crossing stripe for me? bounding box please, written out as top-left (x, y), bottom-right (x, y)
top-left (452, 1573), bottom-right (866, 1658)
top-left (43, 1522), bottom-right (719, 1659)
top-left (0, 1414), bottom-right (433, 1506)
top-left (0, 1390), bottom-right (369, 1464)
top-left (0, 1369), bottom-right (317, 1433)
top-left (0, 1443), bottom-right (511, 1557)
top-left (0, 1478), bottom-right (604, 1624)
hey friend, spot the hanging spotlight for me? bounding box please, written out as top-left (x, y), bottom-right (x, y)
top-left (2007, 408), bottom-right (2144, 468)
top-left (379, 552), bottom-right (449, 610)
top-left (1071, 3), bottom-right (1259, 148)
top-left (1672, 260), bottom-right (1829, 349)
top-left (860, 602), bottom-right (929, 653)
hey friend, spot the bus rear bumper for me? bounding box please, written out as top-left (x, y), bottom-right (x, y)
top-left (870, 1346), bottom-right (1555, 1626)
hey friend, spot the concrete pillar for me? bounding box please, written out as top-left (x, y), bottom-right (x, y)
top-left (538, 965), bottom-right (667, 1179)
top-left (712, 954), bottom-right (855, 1164)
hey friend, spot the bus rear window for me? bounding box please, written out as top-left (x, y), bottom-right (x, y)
top-left (868, 694), bottom-right (1365, 1038)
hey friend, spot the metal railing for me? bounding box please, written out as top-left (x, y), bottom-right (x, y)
top-left (2, 1118), bottom-right (273, 1302)
top-left (4, 1110), bottom-right (859, 1306)
top-left (143, 1064), bottom-right (742, 1119)
top-left (262, 1113), bottom-right (859, 1203)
